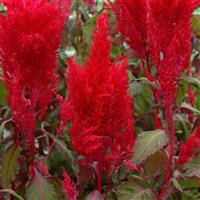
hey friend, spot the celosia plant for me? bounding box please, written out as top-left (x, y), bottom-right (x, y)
top-left (60, 12), bottom-right (134, 191)
top-left (0, 0), bottom-right (71, 176)
top-left (1, 0), bottom-right (200, 199)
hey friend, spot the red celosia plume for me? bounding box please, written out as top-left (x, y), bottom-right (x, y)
top-left (62, 170), bottom-right (78, 200)
top-left (147, 0), bottom-right (199, 106)
top-left (60, 12), bottom-right (134, 190)
top-left (0, 0), bottom-right (71, 175)
top-left (178, 126), bottom-right (200, 164)
top-left (113, 0), bottom-right (148, 58)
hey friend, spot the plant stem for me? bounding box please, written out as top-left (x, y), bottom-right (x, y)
top-left (160, 106), bottom-right (175, 199)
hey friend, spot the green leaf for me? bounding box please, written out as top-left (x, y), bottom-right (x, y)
top-left (134, 129), bottom-right (168, 164)
top-left (43, 130), bottom-right (75, 165)
top-left (0, 118), bottom-right (12, 139)
top-left (0, 3), bottom-right (7, 16)
top-left (181, 77), bottom-right (200, 89)
top-left (0, 80), bottom-right (7, 105)
top-left (180, 102), bottom-right (200, 116)
top-left (184, 155), bottom-right (200, 178)
top-left (26, 170), bottom-right (58, 200)
top-left (129, 81), bottom-right (144, 97)
top-left (83, 11), bottom-right (102, 47)
top-left (192, 14), bottom-right (200, 38)
top-left (116, 177), bottom-right (153, 200)
top-left (133, 78), bottom-right (159, 90)
top-left (0, 189), bottom-right (24, 200)
top-left (144, 151), bottom-right (167, 177)
top-left (2, 145), bottom-right (21, 188)
top-left (172, 178), bottom-right (183, 193)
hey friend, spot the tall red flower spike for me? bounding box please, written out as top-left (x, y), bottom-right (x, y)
top-left (112, 0), bottom-right (148, 58)
top-left (0, 0), bottom-right (71, 177)
top-left (178, 126), bottom-right (200, 164)
top-left (62, 170), bottom-right (78, 200)
top-left (60, 12), bottom-right (134, 191)
top-left (147, 0), bottom-right (199, 107)
top-left (147, 1), bottom-right (200, 197)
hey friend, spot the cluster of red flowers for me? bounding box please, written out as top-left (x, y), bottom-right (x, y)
top-left (113, 0), bottom-right (200, 192)
top-left (60, 12), bottom-right (134, 190)
top-left (0, 0), bottom-right (71, 173)
top-left (114, 0), bottom-right (200, 107)
top-left (113, 0), bottom-right (147, 58)
top-left (178, 126), bottom-right (200, 164)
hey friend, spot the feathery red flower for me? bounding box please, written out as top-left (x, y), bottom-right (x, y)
top-left (62, 170), bottom-right (78, 200)
top-left (0, 0), bottom-right (71, 175)
top-left (178, 126), bottom-right (200, 164)
top-left (60, 12), bottom-right (134, 190)
top-left (147, 0), bottom-right (199, 106)
top-left (113, 0), bottom-right (147, 58)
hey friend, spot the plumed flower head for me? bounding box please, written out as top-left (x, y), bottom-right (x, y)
top-left (113, 0), bottom-right (147, 58)
top-left (61, 12), bottom-right (134, 188)
top-left (147, 0), bottom-right (199, 106)
top-left (0, 0), bottom-right (71, 176)
top-left (0, 0), bottom-right (71, 131)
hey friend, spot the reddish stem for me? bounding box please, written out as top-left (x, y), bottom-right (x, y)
top-left (97, 161), bottom-right (103, 192)
top-left (29, 130), bottom-right (35, 179)
top-left (160, 106), bottom-right (175, 199)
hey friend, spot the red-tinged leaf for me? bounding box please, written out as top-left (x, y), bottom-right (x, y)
top-left (77, 165), bottom-right (91, 195)
top-left (144, 151), bottom-right (167, 177)
top-left (2, 145), bottom-right (21, 188)
top-left (35, 162), bottom-right (49, 176)
top-left (25, 169), bottom-right (58, 200)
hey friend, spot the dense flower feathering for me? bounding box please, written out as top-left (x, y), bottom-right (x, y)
top-left (113, 0), bottom-right (147, 58)
top-left (0, 0), bottom-right (71, 174)
top-left (60, 12), bottom-right (134, 189)
top-left (62, 170), bottom-right (78, 200)
top-left (0, 0), bottom-right (71, 117)
top-left (178, 126), bottom-right (200, 164)
top-left (147, 0), bottom-right (199, 106)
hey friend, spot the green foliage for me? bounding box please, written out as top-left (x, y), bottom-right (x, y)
top-left (144, 151), bottom-right (167, 177)
top-left (0, 3), bottom-right (7, 16)
top-left (25, 170), bottom-right (58, 200)
top-left (116, 177), bottom-right (153, 200)
top-left (2, 145), bottom-right (21, 188)
top-left (0, 189), bottom-right (24, 200)
top-left (180, 102), bottom-right (200, 116)
top-left (0, 80), bottom-right (7, 106)
top-left (134, 129), bottom-right (168, 164)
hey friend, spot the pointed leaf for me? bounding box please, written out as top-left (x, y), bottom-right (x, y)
top-left (116, 177), bottom-right (153, 200)
top-left (42, 129), bottom-right (75, 164)
top-left (0, 189), bottom-right (24, 200)
top-left (181, 102), bottom-right (200, 116)
top-left (134, 129), bottom-right (168, 164)
top-left (2, 145), bottom-right (21, 187)
top-left (181, 77), bottom-right (200, 89)
top-left (184, 155), bottom-right (200, 178)
top-left (26, 170), bottom-right (58, 200)
top-left (144, 151), bottom-right (167, 177)
top-left (0, 118), bottom-right (12, 139)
